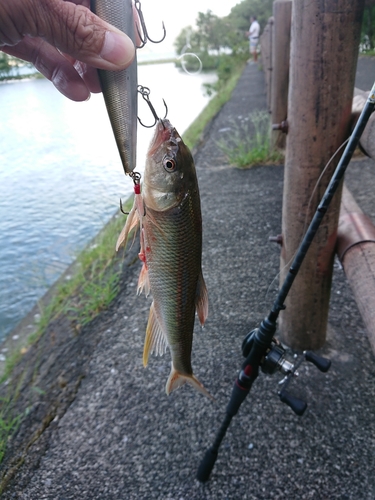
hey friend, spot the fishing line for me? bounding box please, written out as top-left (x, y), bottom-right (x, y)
top-left (178, 33), bottom-right (203, 75)
top-left (301, 137), bottom-right (350, 236)
top-left (178, 53), bottom-right (203, 75)
top-left (265, 137), bottom-right (351, 301)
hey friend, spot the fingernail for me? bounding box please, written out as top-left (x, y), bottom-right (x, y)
top-left (101, 31), bottom-right (135, 67)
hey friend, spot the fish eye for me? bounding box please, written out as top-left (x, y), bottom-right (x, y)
top-left (163, 156), bottom-right (176, 172)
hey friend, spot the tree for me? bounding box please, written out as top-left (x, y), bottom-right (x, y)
top-left (174, 11), bottom-right (230, 56)
top-left (226, 0), bottom-right (274, 32)
top-left (0, 53), bottom-right (31, 80)
top-left (195, 11), bottom-right (223, 53)
top-left (174, 0), bottom-right (274, 59)
top-left (362, 0), bottom-right (375, 49)
top-left (0, 53), bottom-right (12, 79)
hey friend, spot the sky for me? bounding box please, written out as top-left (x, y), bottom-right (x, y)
top-left (137, 0), bottom-right (241, 58)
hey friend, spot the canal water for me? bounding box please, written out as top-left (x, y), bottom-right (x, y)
top-left (0, 62), bottom-right (216, 341)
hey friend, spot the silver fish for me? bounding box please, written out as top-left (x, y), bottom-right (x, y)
top-left (117, 119), bottom-right (212, 398)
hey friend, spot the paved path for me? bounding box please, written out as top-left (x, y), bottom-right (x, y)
top-left (3, 58), bottom-right (375, 499)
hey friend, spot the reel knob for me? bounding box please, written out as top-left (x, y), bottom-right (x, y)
top-left (304, 351), bottom-right (331, 372)
top-left (278, 390), bottom-right (307, 416)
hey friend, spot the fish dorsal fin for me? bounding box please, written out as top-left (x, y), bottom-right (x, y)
top-left (143, 302), bottom-right (168, 367)
top-left (195, 271), bottom-right (209, 326)
top-left (115, 200), bottom-right (140, 251)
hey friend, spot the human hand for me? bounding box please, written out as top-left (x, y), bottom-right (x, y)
top-left (0, 0), bottom-right (136, 101)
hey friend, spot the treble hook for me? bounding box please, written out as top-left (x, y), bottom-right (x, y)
top-left (137, 85), bottom-right (168, 128)
top-left (134, 0), bottom-right (166, 49)
top-left (119, 198), bottom-right (129, 215)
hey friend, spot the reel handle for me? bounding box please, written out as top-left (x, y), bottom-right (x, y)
top-left (278, 390), bottom-right (307, 416)
top-left (304, 351), bottom-right (331, 372)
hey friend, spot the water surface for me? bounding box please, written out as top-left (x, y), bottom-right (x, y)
top-left (0, 63), bottom-right (216, 341)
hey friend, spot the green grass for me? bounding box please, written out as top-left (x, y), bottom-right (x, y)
top-left (217, 111), bottom-right (284, 168)
top-left (0, 397), bottom-right (22, 463)
top-left (359, 49), bottom-right (375, 57)
top-left (138, 58), bottom-right (176, 66)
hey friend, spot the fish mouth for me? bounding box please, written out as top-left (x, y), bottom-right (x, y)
top-left (147, 119), bottom-right (177, 158)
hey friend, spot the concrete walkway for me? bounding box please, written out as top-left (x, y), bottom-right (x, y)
top-left (3, 58), bottom-right (375, 499)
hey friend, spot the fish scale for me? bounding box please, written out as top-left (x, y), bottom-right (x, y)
top-left (144, 195), bottom-right (202, 375)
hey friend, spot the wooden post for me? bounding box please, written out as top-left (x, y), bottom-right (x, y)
top-left (337, 185), bottom-right (375, 355)
top-left (271, 0), bottom-right (292, 150)
top-left (279, 0), bottom-right (365, 350)
top-left (260, 17), bottom-right (274, 111)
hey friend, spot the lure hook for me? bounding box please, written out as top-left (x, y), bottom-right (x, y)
top-left (119, 198), bottom-right (128, 215)
top-left (134, 0), bottom-right (166, 49)
top-left (137, 85), bottom-right (168, 128)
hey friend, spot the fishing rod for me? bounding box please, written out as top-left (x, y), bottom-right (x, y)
top-left (197, 82), bottom-right (375, 482)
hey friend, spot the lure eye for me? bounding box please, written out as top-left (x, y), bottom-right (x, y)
top-left (163, 156), bottom-right (176, 172)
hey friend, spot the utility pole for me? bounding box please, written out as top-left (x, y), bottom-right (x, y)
top-left (279, 0), bottom-right (365, 350)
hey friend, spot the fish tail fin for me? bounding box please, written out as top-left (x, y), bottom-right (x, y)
top-left (166, 365), bottom-right (214, 400)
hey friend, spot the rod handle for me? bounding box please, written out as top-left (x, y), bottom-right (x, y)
top-left (197, 447), bottom-right (218, 483)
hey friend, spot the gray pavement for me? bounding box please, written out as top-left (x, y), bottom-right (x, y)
top-left (3, 58), bottom-right (375, 499)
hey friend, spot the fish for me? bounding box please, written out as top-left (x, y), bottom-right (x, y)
top-left (91, 0), bottom-right (138, 174)
top-left (116, 119), bottom-right (211, 398)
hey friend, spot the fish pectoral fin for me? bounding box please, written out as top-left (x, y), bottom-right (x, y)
top-left (143, 302), bottom-right (168, 367)
top-left (195, 271), bottom-right (209, 326)
top-left (137, 263), bottom-right (150, 296)
top-left (115, 201), bottom-right (140, 251)
top-left (166, 364), bottom-right (214, 400)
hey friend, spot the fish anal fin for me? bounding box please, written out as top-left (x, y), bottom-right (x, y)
top-left (166, 364), bottom-right (214, 400)
top-left (195, 271), bottom-right (209, 326)
top-left (143, 302), bottom-right (167, 367)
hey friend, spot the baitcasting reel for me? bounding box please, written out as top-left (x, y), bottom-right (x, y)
top-left (242, 330), bottom-right (331, 416)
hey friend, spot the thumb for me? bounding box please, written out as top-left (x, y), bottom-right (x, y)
top-left (44, 0), bottom-right (136, 69)
top-left (2, 0), bottom-right (136, 70)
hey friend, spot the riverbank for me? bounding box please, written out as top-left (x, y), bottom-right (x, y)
top-left (0, 58), bottom-right (246, 383)
top-left (1, 58), bottom-right (375, 498)
top-left (0, 60), bottom-right (222, 344)
top-left (0, 60), bottom-right (245, 383)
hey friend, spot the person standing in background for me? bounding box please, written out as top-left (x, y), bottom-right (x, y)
top-left (246, 16), bottom-right (260, 63)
